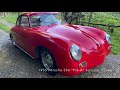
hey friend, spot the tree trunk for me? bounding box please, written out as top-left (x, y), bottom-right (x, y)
top-left (88, 12), bottom-right (93, 26)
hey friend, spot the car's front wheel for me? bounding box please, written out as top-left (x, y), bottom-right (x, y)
top-left (39, 48), bottom-right (58, 76)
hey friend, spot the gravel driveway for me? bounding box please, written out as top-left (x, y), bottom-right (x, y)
top-left (0, 29), bottom-right (120, 78)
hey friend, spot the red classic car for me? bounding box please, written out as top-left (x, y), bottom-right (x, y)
top-left (10, 12), bottom-right (112, 76)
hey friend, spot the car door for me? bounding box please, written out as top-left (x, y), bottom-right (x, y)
top-left (18, 15), bottom-right (32, 52)
top-left (18, 15), bottom-right (37, 57)
top-left (13, 15), bottom-right (30, 50)
top-left (11, 16), bottom-right (25, 48)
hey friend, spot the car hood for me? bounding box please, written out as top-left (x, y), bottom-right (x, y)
top-left (43, 24), bottom-right (102, 50)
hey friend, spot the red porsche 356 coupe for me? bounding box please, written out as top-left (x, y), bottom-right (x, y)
top-left (10, 12), bottom-right (112, 76)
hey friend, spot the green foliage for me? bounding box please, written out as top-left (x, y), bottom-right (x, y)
top-left (2, 13), bottom-right (18, 24)
top-left (0, 23), bottom-right (10, 33)
top-left (84, 12), bottom-right (120, 26)
top-left (108, 29), bottom-right (120, 55)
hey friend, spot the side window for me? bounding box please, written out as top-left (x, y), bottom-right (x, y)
top-left (30, 16), bottom-right (40, 27)
top-left (20, 16), bottom-right (29, 27)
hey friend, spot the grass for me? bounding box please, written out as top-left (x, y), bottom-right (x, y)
top-left (0, 23), bottom-right (10, 33)
top-left (108, 28), bottom-right (120, 55)
top-left (2, 13), bottom-right (18, 24)
top-left (0, 13), bottom-right (18, 33)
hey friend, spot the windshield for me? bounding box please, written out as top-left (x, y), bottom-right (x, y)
top-left (30, 13), bottom-right (66, 27)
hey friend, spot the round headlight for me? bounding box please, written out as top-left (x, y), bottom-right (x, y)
top-left (70, 45), bottom-right (82, 61)
top-left (105, 33), bottom-right (111, 44)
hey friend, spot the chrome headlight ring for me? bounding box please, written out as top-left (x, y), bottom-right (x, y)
top-left (105, 33), bottom-right (111, 44)
top-left (70, 44), bottom-right (82, 61)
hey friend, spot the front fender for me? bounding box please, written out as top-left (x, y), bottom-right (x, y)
top-left (44, 35), bottom-right (72, 69)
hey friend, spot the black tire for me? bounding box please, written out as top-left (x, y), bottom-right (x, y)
top-left (39, 48), bottom-right (58, 76)
top-left (10, 35), bottom-right (17, 48)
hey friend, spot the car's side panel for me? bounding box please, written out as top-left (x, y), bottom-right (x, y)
top-left (11, 26), bottom-right (24, 47)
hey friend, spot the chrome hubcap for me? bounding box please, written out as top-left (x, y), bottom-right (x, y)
top-left (41, 51), bottom-right (54, 70)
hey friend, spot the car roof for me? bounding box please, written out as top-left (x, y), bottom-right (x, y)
top-left (21, 12), bottom-right (60, 16)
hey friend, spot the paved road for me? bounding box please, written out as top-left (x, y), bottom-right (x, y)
top-left (0, 29), bottom-right (120, 78)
